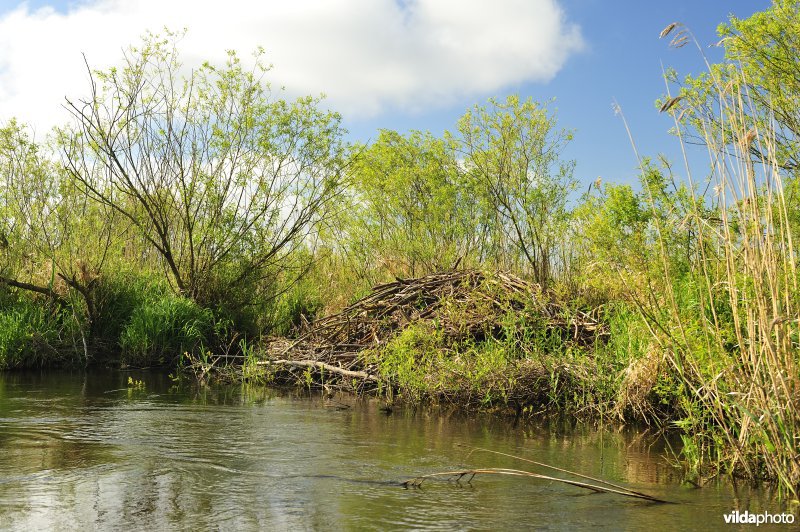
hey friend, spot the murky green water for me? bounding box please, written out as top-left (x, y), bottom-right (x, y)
top-left (0, 371), bottom-right (795, 531)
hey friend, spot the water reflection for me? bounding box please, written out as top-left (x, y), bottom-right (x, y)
top-left (0, 370), bottom-right (795, 531)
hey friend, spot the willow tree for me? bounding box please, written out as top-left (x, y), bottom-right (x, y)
top-left (346, 129), bottom-right (480, 279)
top-left (1, 119), bottom-right (122, 347)
top-left (63, 34), bottom-right (347, 312)
top-left (456, 95), bottom-right (576, 285)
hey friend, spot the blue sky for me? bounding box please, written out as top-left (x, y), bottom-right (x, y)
top-left (0, 0), bottom-right (772, 189)
top-left (344, 0), bottom-right (771, 188)
top-left (548, 0), bottom-right (770, 188)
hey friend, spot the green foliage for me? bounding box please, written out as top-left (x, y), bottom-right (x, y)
top-left (369, 322), bottom-right (447, 401)
top-left (574, 182), bottom-right (650, 282)
top-left (336, 95), bottom-right (577, 291)
top-left (0, 296), bottom-right (65, 369)
top-left (119, 293), bottom-right (214, 367)
top-left (457, 95), bottom-right (577, 284)
top-left (346, 129), bottom-right (476, 278)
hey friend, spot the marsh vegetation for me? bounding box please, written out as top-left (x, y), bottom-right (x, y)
top-left (1, 2), bottom-right (799, 494)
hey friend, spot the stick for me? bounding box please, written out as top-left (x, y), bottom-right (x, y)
top-left (462, 446), bottom-right (659, 501)
top-left (401, 468), bottom-right (670, 503)
top-left (257, 359), bottom-right (380, 382)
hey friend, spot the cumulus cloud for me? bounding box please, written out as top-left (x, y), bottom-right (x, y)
top-left (0, 0), bottom-right (583, 131)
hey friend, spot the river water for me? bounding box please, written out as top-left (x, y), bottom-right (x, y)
top-left (0, 370), bottom-right (795, 531)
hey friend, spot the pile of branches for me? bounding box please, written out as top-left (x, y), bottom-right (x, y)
top-left (260, 269), bottom-right (608, 386)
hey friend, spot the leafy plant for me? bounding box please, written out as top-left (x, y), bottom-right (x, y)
top-left (120, 294), bottom-right (214, 367)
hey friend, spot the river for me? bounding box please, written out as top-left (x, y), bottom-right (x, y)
top-left (0, 370), bottom-right (795, 530)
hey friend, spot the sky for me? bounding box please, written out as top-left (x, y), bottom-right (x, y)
top-left (0, 0), bottom-right (772, 189)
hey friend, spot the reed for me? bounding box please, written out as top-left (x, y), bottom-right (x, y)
top-left (616, 22), bottom-right (800, 495)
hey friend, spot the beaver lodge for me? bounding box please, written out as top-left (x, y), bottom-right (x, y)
top-left (223, 269), bottom-right (609, 411)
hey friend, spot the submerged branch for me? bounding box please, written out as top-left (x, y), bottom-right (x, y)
top-left (401, 467), bottom-right (671, 503)
top-left (461, 446), bottom-right (660, 501)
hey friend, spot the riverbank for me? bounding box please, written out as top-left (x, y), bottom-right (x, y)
top-left (180, 267), bottom-right (799, 497)
top-left (3, 262), bottom-right (798, 496)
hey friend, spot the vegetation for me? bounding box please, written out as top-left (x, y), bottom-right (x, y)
top-left (1, 2), bottom-right (799, 494)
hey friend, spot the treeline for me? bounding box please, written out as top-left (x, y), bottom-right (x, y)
top-left (1, 3), bottom-right (799, 492)
top-left (0, 34), bottom-right (580, 365)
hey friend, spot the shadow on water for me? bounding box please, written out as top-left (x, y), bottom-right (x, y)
top-left (0, 370), bottom-right (796, 530)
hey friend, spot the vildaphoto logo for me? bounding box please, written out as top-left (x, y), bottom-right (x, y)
top-left (723, 510), bottom-right (795, 526)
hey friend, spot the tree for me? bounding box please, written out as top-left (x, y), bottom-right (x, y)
top-left (63, 33), bottom-right (347, 313)
top-left (1, 119), bottom-right (122, 348)
top-left (346, 129), bottom-right (479, 278)
top-left (456, 95), bottom-right (576, 285)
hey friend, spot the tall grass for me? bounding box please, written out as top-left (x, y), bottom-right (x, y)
top-left (1, 270), bottom-right (229, 368)
top-left (623, 25), bottom-right (800, 494)
top-left (120, 294), bottom-right (215, 367)
top-left (90, 270), bottom-right (173, 346)
top-left (0, 295), bottom-right (72, 368)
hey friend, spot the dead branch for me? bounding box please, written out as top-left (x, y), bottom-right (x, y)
top-left (461, 446), bottom-right (664, 501)
top-left (401, 467), bottom-right (670, 503)
top-left (257, 359), bottom-right (380, 382)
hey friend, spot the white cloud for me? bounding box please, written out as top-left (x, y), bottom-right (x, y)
top-left (0, 0), bottom-right (583, 131)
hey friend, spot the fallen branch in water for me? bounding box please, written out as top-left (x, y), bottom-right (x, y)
top-left (401, 468), bottom-right (670, 503)
top-left (257, 359), bottom-right (380, 382)
top-left (461, 445), bottom-right (661, 502)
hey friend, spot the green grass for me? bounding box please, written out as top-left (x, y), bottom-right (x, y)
top-left (119, 293), bottom-right (215, 367)
top-left (362, 302), bottom-right (599, 414)
top-left (0, 294), bottom-right (71, 368)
